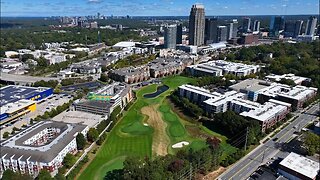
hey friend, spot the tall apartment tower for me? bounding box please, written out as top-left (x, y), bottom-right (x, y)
top-left (217, 26), bottom-right (228, 42)
top-left (294, 20), bottom-right (303, 37)
top-left (189, 4), bottom-right (205, 46)
top-left (253, 20), bottom-right (260, 32)
top-left (164, 25), bottom-right (177, 49)
top-left (270, 16), bottom-right (285, 37)
top-left (205, 18), bottom-right (218, 44)
top-left (176, 24), bottom-right (183, 44)
top-left (242, 17), bottom-right (251, 33)
top-left (305, 16), bottom-right (318, 36)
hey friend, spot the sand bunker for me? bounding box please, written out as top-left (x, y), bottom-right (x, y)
top-left (143, 123), bottom-right (149, 126)
top-left (172, 141), bottom-right (189, 148)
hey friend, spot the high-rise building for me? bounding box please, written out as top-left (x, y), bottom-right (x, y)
top-left (164, 25), bottom-right (177, 49)
top-left (242, 17), bottom-right (251, 33)
top-left (205, 18), bottom-right (218, 44)
top-left (284, 20), bottom-right (303, 38)
top-left (232, 19), bottom-right (238, 38)
top-left (176, 24), bottom-right (183, 44)
top-left (189, 4), bottom-right (205, 46)
top-left (305, 16), bottom-right (318, 36)
top-left (253, 20), bottom-right (260, 32)
top-left (270, 16), bottom-right (285, 37)
top-left (294, 20), bottom-right (303, 37)
top-left (217, 26), bottom-right (228, 42)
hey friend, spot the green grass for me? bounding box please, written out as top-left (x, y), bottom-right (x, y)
top-left (78, 76), bottom-right (231, 180)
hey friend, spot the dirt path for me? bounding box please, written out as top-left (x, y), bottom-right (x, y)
top-left (141, 105), bottom-right (170, 156)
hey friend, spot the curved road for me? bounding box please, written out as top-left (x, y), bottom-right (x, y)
top-left (218, 102), bottom-right (319, 180)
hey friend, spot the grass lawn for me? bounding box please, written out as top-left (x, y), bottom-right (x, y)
top-left (78, 76), bottom-right (233, 180)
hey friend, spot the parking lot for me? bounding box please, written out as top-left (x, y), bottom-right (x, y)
top-left (0, 94), bottom-right (73, 140)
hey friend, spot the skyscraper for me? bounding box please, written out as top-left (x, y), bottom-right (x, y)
top-left (164, 25), bottom-right (177, 49)
top-left (189, 4), bottom-right (205, 46)
top-left (253, 20), bottom-right (260, 32)
top-left (205, 18), bottom-right (218, 44)
top-left (294, 20), bottom-right (303, 37)
top-left (242, 17), bottom-right (251, 33)
top-left (176, 24), bottom-right (183, 44)
top-left (217, 26), bottom-right (228, 42)
top-left (270, 16), bottom-right (285, 37)
top-left (305, 16), bottom-right (318, 36)
top-left (231, 19), bottom-right (238, 38)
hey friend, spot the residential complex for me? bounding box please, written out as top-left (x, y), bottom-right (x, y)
top-left (187, 60), bottom-right (260, 77)
top-left (178, 84), bottom-right (293, 132)
top-left (0, 121), bottom-right (88, 177)
top-left (109, 66), bottom-right (150, 84)
top-left (265, 73), bottom-right (311, 85)
top-left (149, 58), bottom-right (192, 78)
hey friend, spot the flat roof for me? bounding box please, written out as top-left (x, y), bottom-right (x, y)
top-left (0, 99), bottom-right (35, 115)
top-left (230, 79), bottom-right (272, 92)
top-left (52, 110), bottom-right (103, 127)
top-left (240, 102), bottom-right (287, 122)
top-left (0, 85), bottom-right (51, 106)
top-left (0, 121), bottom-right (87, 163)
top-left (279, 152), bottom-right (319, 179)
top-left (0, 72), bottom-right (58, 84)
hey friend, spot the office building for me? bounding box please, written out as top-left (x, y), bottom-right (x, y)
top-left (176, 24), bottom-right (183, 44)
top-left (305, 16), bottom-right (318, 36)
top-left (242, 17), bottom-right (251, 33)
top-left (284, 20), bottom-right (303, 38)
top-left (253, 20), bottom-right (260, 32)
top-left (238, 33), bottom-right (259, 44)
top-left (278, 152), bottom-right (319, 180)
top-left (294, 20), bottom-right (303, 37)
top-left (270, 16), bottom-right (285, 37)
top-left (0, 121), bottom-right (88, 177)
top-left (265, 73), bottom-right (311, 85)
top-left (227, 20), bottom-right (238, 40)
top-left (205, 18), bottom-right (218, 44)
top-left (187, 60), bottom-right (260, 77)
top-left (217, 26), bottom-right (228, 42)
top-left (164, 25), bottom-right (177, 49)
top-left (189, 4), bottom-right (205, 46)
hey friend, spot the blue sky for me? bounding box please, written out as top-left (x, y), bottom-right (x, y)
top-left (1, 0), bottom-right (319, 17)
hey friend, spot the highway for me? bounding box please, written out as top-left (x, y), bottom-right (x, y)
top-left (218, 102), bottom-right (319, 180)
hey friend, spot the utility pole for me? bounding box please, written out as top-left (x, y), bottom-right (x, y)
top-left (244, 127), bottom-right (249, 151)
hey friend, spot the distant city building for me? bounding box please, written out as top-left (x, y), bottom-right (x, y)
top-left (227, 20), bottom-right (238, 40)
top-left (90, 21), bottom-right (98, 28)
top-left (164, 25), bottom-right (177, 49)
top-left (253, 20), bottom-right (260, 32)
top-left (238, 33), bottom-right (259, 44)
top-left (217, 26), bottom-right (228, 42)
top-left (270, 16), bottom-right (285, 37)
top-left (176, 24), bottom-right (183, 44)
top-left (242, 17), bottom-right (251, 33)
top-left (205, 18), bottom-right (218, 44)
top-left (189, 4), bottom-right (205, 46)
top-left (305, 16), bottom-right (318, 36)
top-left (284, 20), bottom-right (303, 38)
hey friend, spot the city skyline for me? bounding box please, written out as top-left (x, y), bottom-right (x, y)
top-left (1, 0), bottom-right (319, 17)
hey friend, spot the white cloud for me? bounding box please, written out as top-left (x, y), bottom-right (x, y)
top-left (88, 0), bottom-right (103, 4)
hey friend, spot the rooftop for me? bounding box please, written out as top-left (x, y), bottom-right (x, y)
top-left (279, 152), bottom-right (319, 179)
top-left (0, 121), bottom-right (87, 163)
top-left (0, 85), bottom-right (52, 106)
top-left (52, 110), bottom-right (103, 127)
top-left (230, 79), bottom-right (272, 92)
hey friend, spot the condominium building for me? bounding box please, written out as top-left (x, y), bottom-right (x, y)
top-left (187, 60), bottom-right (260, 77)
top-left (0, 121), bottom-right (88, 177)
top-left (109, 66), bottom-right (150, 84)
top-left (149, 58), bottom-right (192, 78)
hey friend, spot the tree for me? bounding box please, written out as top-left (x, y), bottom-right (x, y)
top-left (1, 169), bottom-right (33, 180)
top-left (36, 169), bottom-right (52, 180)
top-left (3, 131), bottom-right (10, 138)
top-left (99, 73), bottom-right (109, 83)
top-left (76, 133), bottom-right (86, 150)
top-left (96, 133), bottom-right (106, 145)
top-left (303, 132), bottom-right (320, 156)
top-left (87, 128), bottom-right (99, 142)
top-left (63, 153), bottom-right (76, 169)
top-left (54, 172), bottom-right (66, 180)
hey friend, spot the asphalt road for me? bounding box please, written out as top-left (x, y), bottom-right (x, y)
top-left (218, 102), bottom-right (319, 180)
